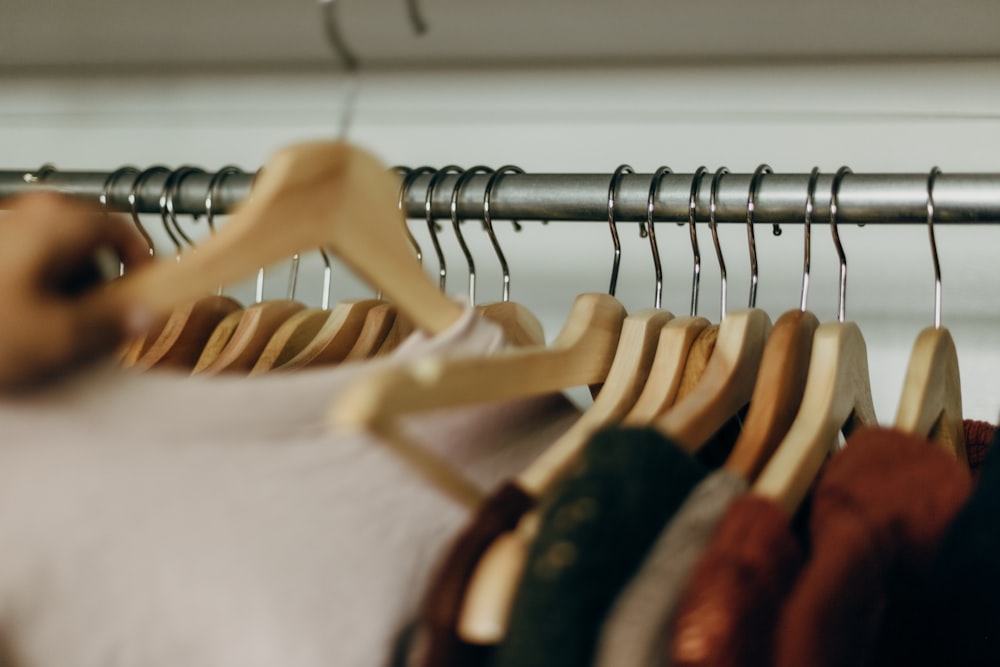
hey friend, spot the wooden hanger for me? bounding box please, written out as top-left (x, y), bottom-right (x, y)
top-left (466, 166), bottom-right (547, 348)
top-left (342, 302), bottom-right (398, 361)
top-left (330, 291), bottom-right (628, 506)
top-left (251, 251), bottom-right (380, 373)
top-left (652, 166), bottom-right (773, 453)
top-left (192, 309), bottom-right (244, 372)
top-left (193, 298), bottom-right (307, 375)
top-left (134, 295), bottom-right (242, 371)
top-left (622, 316), bottom-right (711, 424)
top-left (725, 167), bottom-right (823, 481)
top-left (268, 298), bottom-right (382, 371)
top-left (134, 167), bottom-right (246, 371)
top-left (752, 321), bottom-right (877, 513)
top-left (105, 142), bottom-right (465, 339)
top-left (894, 168), bottom-right (967, 462)
top-left (752, 167), bottom-right (879, 515)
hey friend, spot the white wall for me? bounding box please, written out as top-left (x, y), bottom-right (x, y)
top-left (2, 61), bottom-right (999, 419)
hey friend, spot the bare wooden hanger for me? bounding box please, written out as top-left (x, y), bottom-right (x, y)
top-left (651, 166), bottom-right (772, 453)
top-left (108, 142), bottom-right (465, 340)
top-left (466, 166), bottom-right (546, 347)
top-left (753, 166), bottom-right (878, 515)
top-left (624, 166), bottom-right (712, 424)
top-left (725, 165), bottom-right (820, 481)
top-left (133, 167), bottom-right (243, 371)
top-left (894, 167), bottom-right (967, 462)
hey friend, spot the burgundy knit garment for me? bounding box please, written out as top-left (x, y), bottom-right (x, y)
top-left (669, 495), bottom-right (803, 667)
top-left (774, 427), bottom-right (972, 667)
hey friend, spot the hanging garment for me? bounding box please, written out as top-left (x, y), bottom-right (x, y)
top-left (669, 494), bottom-right (804, 667)
top-left (0, 310), bottom-right (581, 667)
top-left (407, 411), bottom-right (745, 667)
top-left (774, 428), bottom-right (972, 667)
top-left (593, 469), bottom-right (748, 667)
top-left (489, 427), bottom-right (708, 667)
top-left (905, 423), bottom-right (1000, 667)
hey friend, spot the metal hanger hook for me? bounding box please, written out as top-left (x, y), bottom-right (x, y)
top-left (163, 166), bottom-right (205, 256)
top-left (746, 164), bottom-right (772, 309)
top-left (646, 166), bottom-right (672, 309)
top-left (484, 166), bottom-right (524, 303)
top-left (100, 166), bottom-right (141, 276)
top-left (709, 167), bottom-right (730, 320)
top-left (801, 167), bottom-right (821, 312)
top-left (396, 166), bottom-right (436, 266)
top-left (606, 165), bottom-right (633, 297)
top-left (926, 166), bottom-right (944, 329)
top-left (318, 0), bottom-right (428, 137)
top-left (425, 166), bottom-right (464, 292)
top-left (830, 166), bottom-right (853, 323)
top-left (22, 163), bottom-right (57, 184)
top-left (450, 166), bottom-right (494, 306)
top-left (128, 166), bottom-right (171, 259)
top-left (203, 165), bottom-right (244, 296)
top-left (687, 166), bottom-right (708, 317)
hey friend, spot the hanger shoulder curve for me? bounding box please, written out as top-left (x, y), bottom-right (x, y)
top-left (191, 309), bottom-right (244, 372)
top-left (330, 293), bottom-right (627, 430)
top-left (895, 326), bottom-right (967, 463)
top-left (622, 316), bottom-right (712, 426)
top-left (108, 141), bottom-right (463, 336)
top-left (752, 320), bottom-right (878, 514)
top-left (277, 298), bottom-right (381, 370)
top-left (133, 295), bottom-right (243, 371)
top-left (249, 307), bottom-right (334, 374)
top-left (515, 308), bottom-right (673, 495)
top-left (655, 308), bottom-right (773, 452)
top-left (477, 302), bottom-right (546, 348)
top-left (725, 309), bottom-right (819, 481)
top-left (342, 303), bottom-right (398, 362)
top-left (193, 300), bottom-right (306, 375)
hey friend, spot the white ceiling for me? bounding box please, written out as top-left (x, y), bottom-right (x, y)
top-left (2, 0), bottom-right (999, 71)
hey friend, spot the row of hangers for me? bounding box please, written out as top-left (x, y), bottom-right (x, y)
top-left (97, 142), bottom-right (966, 642)
top-left (94, 159), bottom-right (545, 376)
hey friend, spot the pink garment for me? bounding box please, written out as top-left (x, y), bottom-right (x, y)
top-left (0, 309), bottom-right (581, 667)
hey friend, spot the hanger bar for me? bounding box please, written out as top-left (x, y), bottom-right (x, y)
top-left (2, 169), bottom-right (1000, 225)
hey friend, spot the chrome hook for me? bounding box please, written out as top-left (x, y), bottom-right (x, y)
top-left (607, 165), bottom-right (633, 297)
top-left (318, 0), bottom-right (428, 137)
top-left (746, 164), bottom-right (772, 308)
top-left (926, 167), bottom-right (944, 329)
top-left (483, 166), bottom-right (524, 303)
top-left (709, 167), bottom-right (730, 320)
top-left (801, 167), bottom-right (821, 312)
top-left (203, 165), bottom-right (244, 296)
top-left (162, 166), bottom-right (205, 254)
top-left (100, 166), bottom-right (141, 276)
top-left (646, 166), bottom-right (673, 309)
top-left (830, 166), bottom-right (853, 323)
top-left (424, 166), bottom-right (464, 291)
top-left (451, 166), bottom-right (494, 306)
top-left (687, 166), bottom-right (708, 317)
top-left (395, 166), bottom-right (434, 266)
top-left (128, 166), bottom-right (171, 259)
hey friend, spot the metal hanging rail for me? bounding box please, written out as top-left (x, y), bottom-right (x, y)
top-left (2, 168), bottom-right (1000, 225)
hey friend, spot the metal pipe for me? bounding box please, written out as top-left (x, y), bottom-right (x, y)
top-left (2, 169), bottom-right (1000, 225)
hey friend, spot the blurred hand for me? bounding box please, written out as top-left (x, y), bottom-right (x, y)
top-left (0, 192), bottom-right (153, 391)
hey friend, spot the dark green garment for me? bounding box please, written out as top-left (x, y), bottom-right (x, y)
top-left (490, 427), bottom-right (709, 667)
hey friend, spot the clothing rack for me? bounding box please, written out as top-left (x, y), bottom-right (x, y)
top-left (2, 168), bottom-right (1000, 225)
